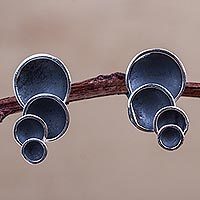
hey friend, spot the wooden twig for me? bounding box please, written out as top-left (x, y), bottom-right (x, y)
top-left (0, 72), bottom-right (200, 123)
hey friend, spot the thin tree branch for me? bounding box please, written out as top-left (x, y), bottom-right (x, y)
top-left (0, 72), bottom-right (200, 123)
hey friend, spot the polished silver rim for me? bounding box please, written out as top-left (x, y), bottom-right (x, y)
top-left (153, 106), bottom-right (189, 135)
top-left (128, 83), bottom-right (176, 132)
top-left (125, 48), bottom-right (186, 101)
top-left (21, 138), bottom-right (48, 165)
top-left (23, 93), bottom-right (70, 142)
top-left (13, 114), bottom-right (48, 146)
top-left (157, 124), bottom-right (185, 151)
top-left (13, 53), bottom-right (71, 107)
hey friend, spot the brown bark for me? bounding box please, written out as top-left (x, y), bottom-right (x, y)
top-left (0, 72), bottom-right (199, 123)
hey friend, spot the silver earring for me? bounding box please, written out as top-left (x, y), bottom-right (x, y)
top-left (125, 48), bottom-right (189, 151)
top-left (13, 54), bottom-right (71, 164)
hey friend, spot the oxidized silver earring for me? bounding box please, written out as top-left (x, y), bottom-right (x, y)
top-left (126, 48), bottom-right (189, 151)
top-left (13, 54), bottom-right (71, 164)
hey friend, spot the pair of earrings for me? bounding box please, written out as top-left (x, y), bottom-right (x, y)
top-left (13, 48), bottom-right (189, 165)
top-left (126, 48), bottom-right (189, 150)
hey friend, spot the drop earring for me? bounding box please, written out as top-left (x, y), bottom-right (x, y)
top-left (125, 48), bottom-right (189, 151)
top-left (13, 54), bottom-right (71, 164)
